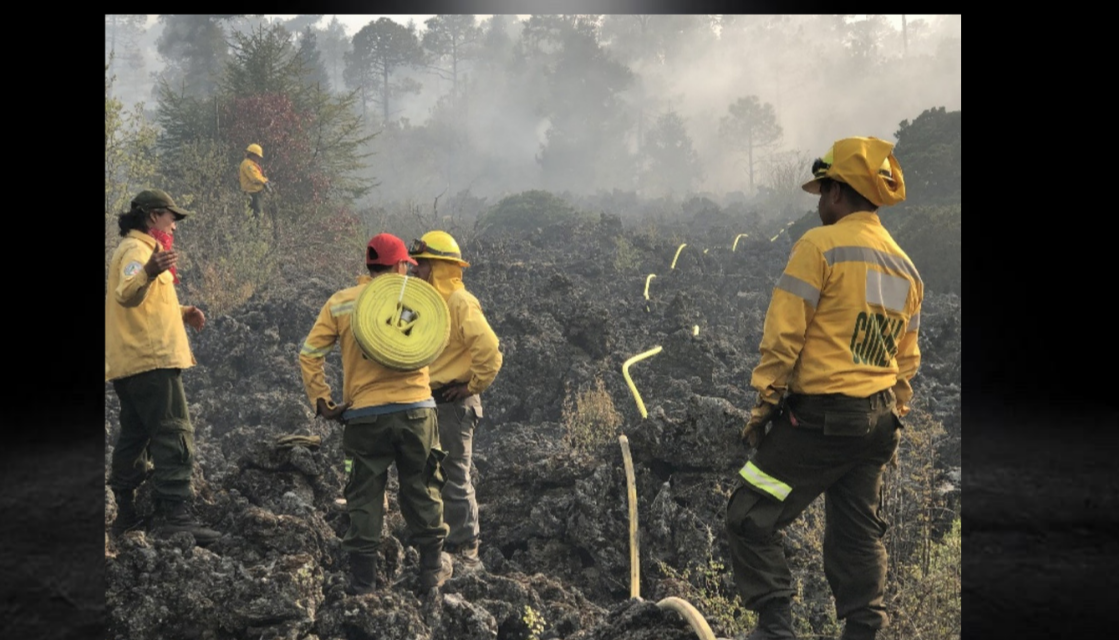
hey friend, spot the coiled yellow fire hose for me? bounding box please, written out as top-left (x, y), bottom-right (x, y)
top-left (671, 243), bottom-right (687, 269)
top-left (622, 346), bottom-right (662, 419)
top-left (351, 273), bottom-right (450, 371)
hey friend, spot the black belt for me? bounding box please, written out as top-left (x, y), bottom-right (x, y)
top-left (786, 388), bottom-right (895, 414)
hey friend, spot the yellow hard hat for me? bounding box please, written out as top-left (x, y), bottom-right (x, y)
top-left (801, 137), bottom-right (905, 207)
top-left (409, 230), bottom-right (470, 268)
top-left (246, 143), bottom-right (263, 158)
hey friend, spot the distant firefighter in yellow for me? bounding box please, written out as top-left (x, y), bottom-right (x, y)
top-left (239, 143), bottom-right (271, 217)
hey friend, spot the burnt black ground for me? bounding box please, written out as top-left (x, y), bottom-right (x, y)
top-left (5, 416), bottom-right (1115, 639)
top-left (5, 212), bottom-right (1085, 639)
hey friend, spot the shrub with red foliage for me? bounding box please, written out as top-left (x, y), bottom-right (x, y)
top-left (220, 94), bottom-right (332, 206)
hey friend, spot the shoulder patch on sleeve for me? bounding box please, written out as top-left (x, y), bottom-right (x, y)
top-left (123, 261), bottom-right (142, 277)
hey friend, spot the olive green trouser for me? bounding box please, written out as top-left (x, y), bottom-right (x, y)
top-left (436, 395), bottom-right (482, 549)
top-left (109, 368), bottom-right (195, 501)
top-left (248, 191), bottom-right (262, 215)
top-left (725, 389), bottom-right (902, 632)
top-left (341, 407), bottom-right (449, 557)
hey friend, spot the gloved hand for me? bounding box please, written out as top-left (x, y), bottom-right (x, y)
top-left (317, 398), bottom-right (350, 423)
top-left (741, 399), bottom-right (779, 448)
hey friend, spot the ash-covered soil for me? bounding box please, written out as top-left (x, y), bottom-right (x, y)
top-left (103, 216), bottom-right (962, 640)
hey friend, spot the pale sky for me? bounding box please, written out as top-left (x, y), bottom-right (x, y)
top-left (273, 15), bottom-right (499, 35)
top-left (265, 14), bottom-right (936, 37)
top-left (137, 15), bottom-right (944, 39)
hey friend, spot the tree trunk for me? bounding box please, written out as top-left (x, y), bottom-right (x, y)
top-left (748, 131), bottom-right (755, 194)
top-left (452, 41), bottom-right (459, 110)
top-left (902, 15), bottom-right (908, 58)
top-left (382, 65), bottom-right (390, 123)
top-left (108, 15), bottom-right (117, 95)
top-left (637, 108), bottom-right (644, 157)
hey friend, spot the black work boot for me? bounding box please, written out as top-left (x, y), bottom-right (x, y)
top-left (418, 544), bottom-right (453, 590)
top-left (744, 598), bottom-right (796, 639)
top-left (839, 621), bottom-right (878, 640)
top-left (345, 553), bottom-right (379, 596)
top-left (111, 487), bottom-right (144, 536)
top-left (152, 499), bottom-right (222, 547)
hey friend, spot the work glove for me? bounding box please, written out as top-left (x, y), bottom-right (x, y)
top-left (741, 398), bottom-right (779, 449)
top-left (434, 382), bottom-right (472, 404)
top-left (275, 434), bottom-right (322, 450)
top-left (317, 398), bottom-right (350, 423)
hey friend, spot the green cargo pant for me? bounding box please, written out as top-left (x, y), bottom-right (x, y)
top-left (341, 407), bottom-right (449, 557)
top-left (725, 388), bottom-right (902, 632)
top-left (248, 191), bottom-right (262, 216)
top-left (109, 368), bottom-right (195, 501)
top-left (436, 395), bottom-right (482, 549)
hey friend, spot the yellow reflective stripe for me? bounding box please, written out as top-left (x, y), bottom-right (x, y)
top-left (776, 273), bottom-right (820, 308)
top-left (739, 461), bottom-right (792, 502)
top-left (823, 246), bottom-right (922, 285)
top-left (301, 342), bottom-right (332, 357)
top-left (331, 301), bottom-right (354, 316)
top-left (907, 311), bottom-right (920, 333)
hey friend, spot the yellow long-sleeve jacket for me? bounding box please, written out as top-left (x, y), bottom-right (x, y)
top-left (105, 230), bottom-right (196, 382)
top-left (239, 158), bottom-right (268, 193)
top-left (299, 275), bottom-right (432, 412)
top-left (425, 262), bottom-right (503, 397)
top-left (750, 212), bottom-right (923, 416)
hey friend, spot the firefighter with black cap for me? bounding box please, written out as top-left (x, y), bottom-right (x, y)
top-left (726, 137), bottom-right (923, 640)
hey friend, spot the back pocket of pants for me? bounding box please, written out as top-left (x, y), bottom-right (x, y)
top-left (823, 411), bottom-right (873, 436)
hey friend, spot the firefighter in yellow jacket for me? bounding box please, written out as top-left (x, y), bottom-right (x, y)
top-left (239, 143), bottom-right (271, 217)
top-left (106, 189), bottom-right (221, 547)
top-left (408, 231), bottom-right (503, 571)
top-left (726, 137), bottom-right (922, 640)
top-left (299, 233), bottom-right (452, 594)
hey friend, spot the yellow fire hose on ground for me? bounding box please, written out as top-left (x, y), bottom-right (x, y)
top-left (622, 346), bottom-right (662, 419)
top-left (644, 274), bottom-right (656, 299)
top-left (671, 243), bottom-right (687, 269)
top-left (657, 598), bottom-right (720, 640)
top-left (619, 435), bottom-right (640, 599)
top-left (618, 434), bottom-right (726, 640)
top-left (732, 233), bottom-right (748, 252)
top-left (769, 221), bottom-right (796, 243)
top-left (351, 273), bottom-right (450, 371)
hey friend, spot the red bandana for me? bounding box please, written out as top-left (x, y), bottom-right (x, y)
top-left (148, 228), bottom-right (179, 284)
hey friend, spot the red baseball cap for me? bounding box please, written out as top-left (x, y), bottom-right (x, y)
top-left (366, 233), bottom-right (418, 266)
